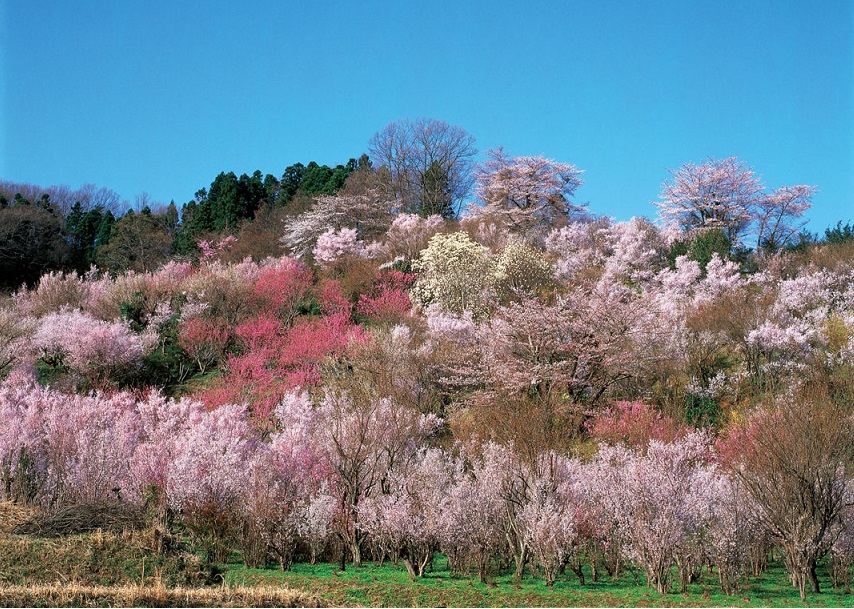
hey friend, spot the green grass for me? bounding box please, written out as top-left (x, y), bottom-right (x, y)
top-left (223, 554), bottom-right (854, 608)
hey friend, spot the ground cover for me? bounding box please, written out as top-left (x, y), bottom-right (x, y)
top-left (223, 553), bottom-right (854, 608)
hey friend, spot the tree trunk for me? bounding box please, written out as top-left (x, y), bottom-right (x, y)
top-left (350, 538), bottom-right (362, 567)
top-left (513, 545), bottom-right (528, 579)
top-left (402, 557), bottom-right (417, 581)
top-left (808, 559), bottom-right (820, 594)
top-left (570, 562), bottom-right (586, 586)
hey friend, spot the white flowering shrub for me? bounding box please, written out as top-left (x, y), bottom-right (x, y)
top-left (494, 238), bottom-right (553, 295)
top-left (410, 232), bottom-right (497, 316)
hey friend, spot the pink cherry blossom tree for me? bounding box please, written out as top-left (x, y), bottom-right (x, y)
top-left (166, 402), bottom-right (262, 562)
top-left (313, 227), bottom-right (365, 264)
top-left (656, 156), bottom-right (763, 244)
top-left (382, 213), bottom-right (444, 262)
top-left (471, 148), bottom-right (586, 238)
top-left (358, 448), bottom-right (454, 579)
top-left (589, 432), bottom-right (717, 595)
top-left (314, 391), bottom-right (442, 567)
top-left (31, 309), bottom-right (151, 387)
top-left (753, 184), bottom-right (815, 251)
top-left (438, 444), bottom-right (507, 582)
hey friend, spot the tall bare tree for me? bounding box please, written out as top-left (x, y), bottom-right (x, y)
top-left (368, 118), bottom-right (477, 218)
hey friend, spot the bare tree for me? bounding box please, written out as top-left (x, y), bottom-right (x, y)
top-left (733, 380), bottom-right (854, 601)
top-left (368, 118), bottom-right (477, 218)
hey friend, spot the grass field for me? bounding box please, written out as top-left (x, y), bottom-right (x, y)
top-left (222, 553), bottom-right (854, 608)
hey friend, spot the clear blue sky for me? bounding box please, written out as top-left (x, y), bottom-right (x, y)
top-left (2, 0), bottom-right (852, 231)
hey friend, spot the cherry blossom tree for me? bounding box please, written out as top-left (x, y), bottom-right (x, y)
top-left (313, 227), bottom-right (365, 264)
top-left (439, 291), bottom-right (643, 406)
top-left (31, 309), bottom-right (151, 387)
top-left (0, 307), bottom-right (32, 376)
top-left (544, 219), bottom-right (612, 283)
top-left (358, 448), bottom-right (454, 578)
top-left (127, 391), bottom-right (207, 511)
top-left (753, 185), bottom-right (815, 251)
top-left (166, 402), bottom-right (262, 562)
top-left (656, 156), bottom-right (815, 251)
top-left (518, 475), bottom-right (581, 586)
top-left (603, 217), bottom-right (668, 285)
top-left (382, 213), bottom-right (444, 262)
top-left (656, 156), bottom-right (763, 243)
top-left (471, 148), bottom-right (586, 237)
top-left (314, 391), bottom-right (442, 566)
top-left (438, 444), bottom-right (507, 582)
top-left (281, 188), bottom-right (395, 257)
top-left (590, 432), bottom-right (718, 595)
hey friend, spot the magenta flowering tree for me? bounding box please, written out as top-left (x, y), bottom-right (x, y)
top-left (587, 401), bottom-right (687, 451)
top-left (177, 316), bottom-right (230, 375)
top-left (197, 307), bottom-right (363, 426)
top-left (251, 257), bottom-right (313, 324)
top-left (356, 270), bottom-right (415, 324)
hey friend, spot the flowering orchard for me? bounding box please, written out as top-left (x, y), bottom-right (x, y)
top-left (1, 154), bottom-right (853, 600)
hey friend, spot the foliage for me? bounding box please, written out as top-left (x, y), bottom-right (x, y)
top-left (0, 203), bottom-right (69, 288)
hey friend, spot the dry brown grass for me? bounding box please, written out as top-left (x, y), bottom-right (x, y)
top-left (12, 502), bottom-right (144, 537)
top-left (0, 501), bottom-right (36, 534)
top-left (0, 582), bottom-right (324, 607)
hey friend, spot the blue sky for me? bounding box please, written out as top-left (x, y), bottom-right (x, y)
top-left (2, 0), bottom-right (852, 231)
